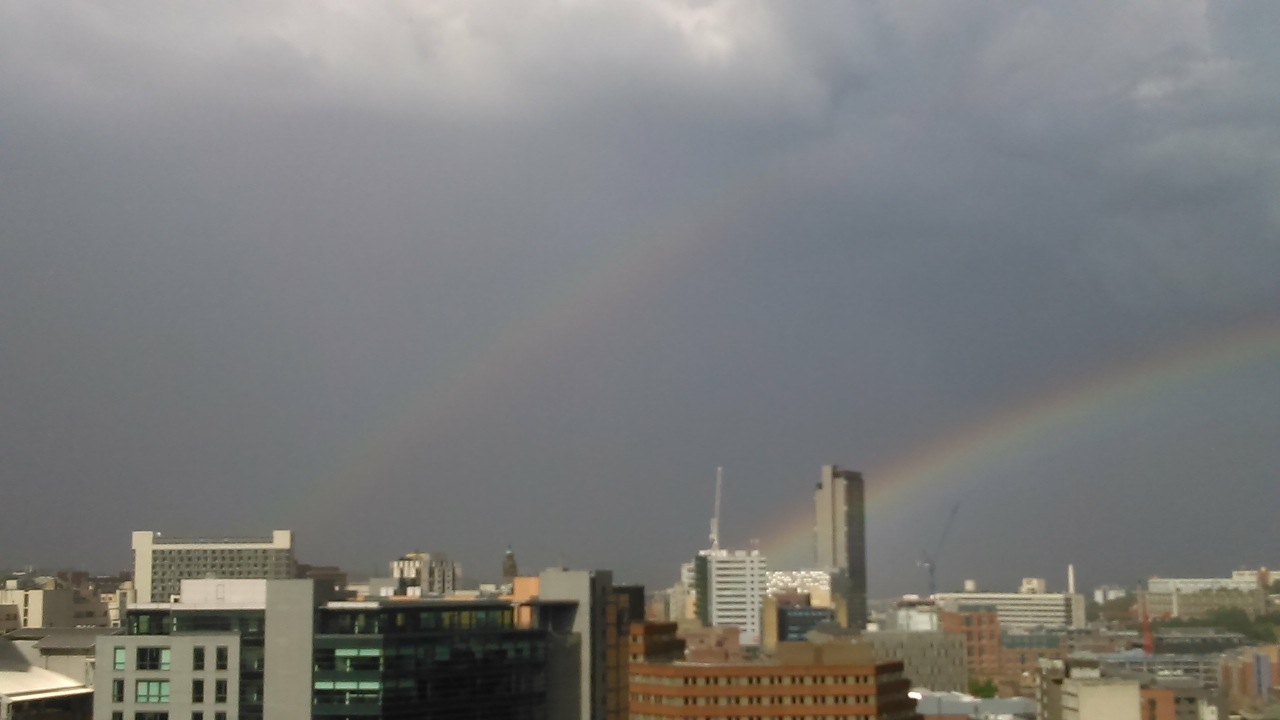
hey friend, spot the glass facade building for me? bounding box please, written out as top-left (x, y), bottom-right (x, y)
top-left (313, 603), bottom-right (549, 720)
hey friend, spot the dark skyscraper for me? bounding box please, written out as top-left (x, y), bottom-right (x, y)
top-left (814, 464), bottom-right (867, 630)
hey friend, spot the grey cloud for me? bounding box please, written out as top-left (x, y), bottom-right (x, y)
top-left (1, 1), bottom-right (1277, 594)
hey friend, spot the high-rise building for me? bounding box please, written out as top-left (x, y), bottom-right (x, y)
top-left (693, 549), bottom-right (768, 646)
top-left (814, 464), bottom-right (867, 629)
top-left (131, 530), bottom-right (298, 604)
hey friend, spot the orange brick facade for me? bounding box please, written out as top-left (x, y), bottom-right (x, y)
top-left (628, 659), bottom-right (920, 719)
top-left (941, 607), bottom-right (1002, 681)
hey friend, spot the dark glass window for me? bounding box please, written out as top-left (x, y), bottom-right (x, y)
top-left (215, 646), bottom-right (228, 671)
top-left (215, 680), bottom-right (228, 703)
top-left (192, 679), bottom-right (204, 703)
top-left (136, 647), bottom-right (170, 671)
top-left (193, 647), bottom-right (205, 671)
top-left (112, 679), bottom-right (125, 702)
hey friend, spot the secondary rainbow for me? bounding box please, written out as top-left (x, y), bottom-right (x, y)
top-left (762, 318), bottom-right (1280, 567)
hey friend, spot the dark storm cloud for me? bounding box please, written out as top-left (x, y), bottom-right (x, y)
top-left (2, 1), bottom-right (1278, 595)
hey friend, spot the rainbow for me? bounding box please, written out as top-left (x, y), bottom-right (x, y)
top-left (277, 158), bottom-right (803, 525)
top-left (761, 317), bottom-right (1280, 568)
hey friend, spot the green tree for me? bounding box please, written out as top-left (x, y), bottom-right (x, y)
top-left (969, 679), bottom-right (998, 698)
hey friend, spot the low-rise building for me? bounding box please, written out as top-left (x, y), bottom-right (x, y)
top-left (0, 637), bottom-right (92, 720)
top-left (628, 640), bottom-right (921, 719)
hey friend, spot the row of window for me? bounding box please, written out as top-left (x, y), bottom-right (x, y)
top-left (631, 693), bottom-right (878, 706)
top-left (110, 707), bottom-right (227, 712)
top-left (630, 674), bottom-right (875, 686)
top-left (110, 680), bottom-right (228, 704)
top-left (113, 646), bottom-right (229, 671)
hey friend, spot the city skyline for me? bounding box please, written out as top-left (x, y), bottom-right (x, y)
top-left (3, 2), bottom-right (1280, 597)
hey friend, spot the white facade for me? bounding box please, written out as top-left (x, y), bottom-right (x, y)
top-left (935, 590), bottom-right (1085, 631)
top-left (1094, 585), bottom-right (1129, 605)
top-left (1062, 678), bottom-right (1139, 720)
top-left (1147, 575), bottom-right (1259, 594)
top-left (132, 530), bottom-right (297, 603)
top-left (697, 549), bottom-right (768, 645)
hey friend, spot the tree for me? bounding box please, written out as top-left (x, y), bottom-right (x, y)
top-left (969, 679), bottom-right (998, 698)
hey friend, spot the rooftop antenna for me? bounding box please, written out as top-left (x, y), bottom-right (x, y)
top-left (709, 467), bottom-right (723, 551)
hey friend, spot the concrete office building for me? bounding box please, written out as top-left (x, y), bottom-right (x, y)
top-left (1061, 677), bottom-right (1140, 720)
top-left (814, 464), bottom-right (868, 630)
top-left (132, 531), bottom-right (298, 603)
top-left (693, 549), bottom-right (768, 646)
top-left (389, 552), bottom-right (460, 596)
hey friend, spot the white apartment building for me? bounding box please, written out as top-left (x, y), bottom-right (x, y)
top-left (132, 530), bottom-right (298, 603)
top-left (694, 549), bottom-right (768, 645)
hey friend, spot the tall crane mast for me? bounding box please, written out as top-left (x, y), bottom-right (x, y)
top-left (918, 499), bottom-right (962, 597)
top-left (709, 467), bottom-right (723, 551)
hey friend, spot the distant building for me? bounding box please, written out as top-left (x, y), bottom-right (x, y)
top-left (629, 639), bottom-right (921, 719)
top-left (1094, 585), bottom-right (1129, 605)
top-left (1061, 677), bottom-right (1140, 720)
top-left (936, 587), bottom-right (1084, 631)
top-left (0, 586), bottom-right (109, 629)
top-left (131, 530), bottom-right (298, 603)
top-left (503, 546), bottom-right (519, 583)
top-left (865, 630), bottom-right (968, 693)
top-left (628, 622), bottom-right (684, 664)
top-left (941, 605), bottom-right (1003, 681)
top-left (815, 465), bottom-right (868, 629)
top-left (389, 552), bottom-right (460, 596)
top-left (760, 594), bottom-right (835, 653)
top-left (693, 549), bottom-right (767, 645)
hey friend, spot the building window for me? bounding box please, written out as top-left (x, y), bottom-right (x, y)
top-left (113, 647), bottom-right (127, 671)
top-left (215, 713), bottom-right (226, 720)
top-left (192, 679), bottom-right (204, 703)
top-left (214, 680), bottom-right (228, 703)
top-left (134, 714), bottom-right (169, 720)
top-left (136, 680), bottom-right (171, 703)
top-left (137, 647), bottom-right (171, 671)
top-left (112, 679), bottom-right (125, 702)
top-left (193, 647), bottom-right (205, 671)
top-left (112, 713), bottom-right (124, 720)
top-left (215, 646), bottom-right (228, 671)
top-left (192, 714), bottom-right (203, 720)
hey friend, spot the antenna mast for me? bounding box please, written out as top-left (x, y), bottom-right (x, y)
top-left (709, 467), bottom-right (723, 551)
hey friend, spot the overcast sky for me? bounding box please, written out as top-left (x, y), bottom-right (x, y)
top-left (2, 1), bottom-right (1279, 597)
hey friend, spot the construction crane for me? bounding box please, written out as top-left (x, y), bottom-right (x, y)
top-left (709, 467), bottom-right (723, 551)
top-left (918, 499), bottom-right (962, 597)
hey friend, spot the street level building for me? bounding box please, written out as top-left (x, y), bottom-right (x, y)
top-left (131, 531), bottom-right (298, 604)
